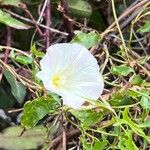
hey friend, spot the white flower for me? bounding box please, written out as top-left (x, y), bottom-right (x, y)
top-left (36, 43), bottom-right (104, 108)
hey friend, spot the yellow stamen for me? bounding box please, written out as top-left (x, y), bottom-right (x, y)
top-left (52, 74), bottom-right (65, 88)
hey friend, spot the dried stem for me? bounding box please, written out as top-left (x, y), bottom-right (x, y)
top-left (4, 27), bottom-right (11, 63)
top-left (3, 9), bottom-right (68, 36)
top-left (51, 129), bottom-right (80, 147)
top-left (24, 8), bottom-right (45, 37)
top-left (61, 0), bottom-right (74, 40)
top-left (45, 0), bottom-right (51, 49)
top-left (101, 0), bottom-right (149, 37)
top-left (111, 0), bottom-right (129, 61)
top-left (37, 0), bottom-right (49, 24)
top-left (8, 108), bottom-right (23, 113)
top-left (62, 126), bottom-right (67, 150)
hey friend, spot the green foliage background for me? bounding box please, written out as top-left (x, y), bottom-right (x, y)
top-left (0, 0), bottom-right (150, 149)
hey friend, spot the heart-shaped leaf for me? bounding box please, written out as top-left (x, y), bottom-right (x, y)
top-left (21, 96), bottom-right (60, 129)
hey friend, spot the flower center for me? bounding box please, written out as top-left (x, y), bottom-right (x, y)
top-left (52, 74), bottom-right (66, 89)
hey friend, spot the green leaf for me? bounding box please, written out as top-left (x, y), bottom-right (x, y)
top-left (92, 139), bottom-right (107, 150)
top-left (122, 108), bottom-right (146, 137)
top-left (140, 90), bottom-right (150, 109)
top-left (94, 100), bottom-right (115, 113)
top-left (111, 65), bottom-right (134, 76)
top-left (80, 136), bottom-right (107, 150)
top-left (0, 126), bottom-right (47, 149)
top-left (118, 131), bottom-right (139, 150)
top-left (109, 87), bottom-right (136, 106)
top-left (140, 120), bottom-right (150, 128)
top-left (0, 0), bottom-right (21, 6)
top-left (0, 9), bottom-right (30, 29)
top-left (10, 49), bottom-right (15, 61)
top-left (21, 96), bottom-right (59, 129)
top-left (89, 10), bottom-right (105, 30)
top-left (130, 75), bottom-right (143, 85)
top-left (137, 22), bottom-right (150, 33)
top-left (127, 90), bottom-right (141, 99)
top-left (70, 109), bottom-right (102, 127)
top-left (80, 136), bottom-right (91, 150)
top-left (3, 70), bottom-right (26, 103)
top-left (15, 55), bottom-right (33, 65)
top-left (31, 44), bottom-right (45, 58)
top-left (0, 84), bottom-right (16, 109)
top-left (71, 31), bottom-right (101, 49)
top-left (110, 94), bottom-right (134, 106)
top-left (68, 0), bottom-right (92, 18)
top-left (10, 49), bottom-right (33, 65)
top-left (115, 108), bottom-right (150, 142)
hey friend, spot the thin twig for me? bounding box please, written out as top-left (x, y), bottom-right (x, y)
top-left (8, 108), bottom-right (23, 113)
top-left (111, 0), bottom-right (129, 61)
top-left (24, 8), bottom-right (45, 36)
top-left (101, 43), bottom-right (109, 74)
top-left (129, 50), bottom-right (150, 71)
top-left (37, 0), bottom-right (49, 24)
top-left (4, 27), bottom-right (11, 63)
top-left (62, 127), bottom-right (67, 150)
top-left (132, 30), bottom-right (147, 54)
top-left (61, 0), bottom-right (74, 40)
top-left (51, 129), bottom-right (80, 147)
top-left (101, 0), bottom-right (149, 37)
top-left (3, 9), bottom-right (68, 36)
top-left (0, 58), bottom-right (42, 90)
top-left (119, 7), bottom-right (143, 29)
top-left (45, 0), bottom-right (51, 48)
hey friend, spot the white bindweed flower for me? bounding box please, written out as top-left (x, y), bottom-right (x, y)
top-left (36, 43), bottom-right (104, 108)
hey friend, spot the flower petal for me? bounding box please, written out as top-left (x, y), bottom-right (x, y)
top-left (64, 81), bottom-right (103, 100)
top-left (69, 44), bottom-right (98, 73)
top-left (46, 43), bottom-right (80, 73)
top-left (62, 93), bottom-right (85, 108)
top-left (40, 53), bottom-right (51, 72)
